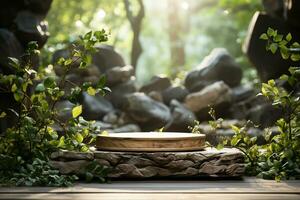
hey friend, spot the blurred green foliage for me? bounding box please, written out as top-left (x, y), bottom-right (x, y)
top-left (45, 0), bottom-right (262, 84)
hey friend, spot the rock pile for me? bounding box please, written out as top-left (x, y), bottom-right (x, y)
top-left (52, 47), bottom-right (281, 142)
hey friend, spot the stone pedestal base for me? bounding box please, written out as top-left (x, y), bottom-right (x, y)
top-left (50, 148), bottom-right (245, 178)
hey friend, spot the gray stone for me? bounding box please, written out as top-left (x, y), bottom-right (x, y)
top-left (103, 112), bottom-right (119, 124)
top-left (199, 161), bottom-right (226, 174)
top-left (184, 81), bottom-right (232, 113)
top-left (92, 45), bottom-right (126, 73)
top-left (148, 91), bottom-right (163, 102)
top-left (94, 152), bottom-right (120, 165)
top-left (165, 100), bottom-right (196, 132)
top-left (92, 121), bottom-right (114, 130)
top-left (184, 48), bottom-right (242, 92)
top-left (139, 166), bottom-right (159, 177)
top-left (127, 157), bottom-right (155, 168)
top-left (165, 160), bottom-right (195, 170)
top-left (174, 167), bottom-right (198, 176)
top-left (106, 65), bottom-right (134, 86)
top-left (82, 92), bottom-right (114, 120)
top-left (49, 160), bottom-right (89, 174)
top-left (140, 75), bottom-right (171, 94)
top-left (162, 86), bottom-right (189, 105)
top-left (107, 124), bottom-right (141, 133)
top-left (107, 79), bottom-right (137, 109)
top-left (125, 93), bottom-right (171, 131)
top-left (26, 0), bottom-right (53, 15)
top-left (232, 85), bottom-right (255, 102)
top-left (95, 159), bottom-right (111, 167)
top-left (246, 103), bottom-right (282, 128)
top-left (0, 29), bottom-right (24, 74)
top-left (14, 11), bottom-right (49, 48)
top-left (110, 164), bottom-right (143, 178)
top-left (50, 151), bottom-right (94, 161)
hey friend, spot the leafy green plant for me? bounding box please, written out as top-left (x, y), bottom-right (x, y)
top-left (0, 30), bottom-right (110, 186)
top-left (260, 27), bottom-right (300, 61)
top-left (84, 160), bottom-right (110, 183)
top-left (201, 29), bottom-right (300, 180)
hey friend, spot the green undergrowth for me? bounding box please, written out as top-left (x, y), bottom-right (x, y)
top-left (191, 29), bottom-right (300, 181)
top-left (0, 30), bottom-right (110, 186)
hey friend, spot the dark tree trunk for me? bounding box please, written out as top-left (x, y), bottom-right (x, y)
top-left (123, 0), bottom-right (145, 73)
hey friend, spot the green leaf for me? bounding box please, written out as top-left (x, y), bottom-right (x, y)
top-left (0, 111), bottom-right (6, 118)
top-left (57, 136), bottom-right (65, 148)
top-left (280, 46), bottom-right (289, 59)
top-left (280, 74), bottom-right (289, 81)
top-left (35, 83), bottom-right (45, 92)
top-left (259, 33), bottom-right (268, 40)
top-left (97, 75), bottom-right (106, 88)
top-left (230, 125), bottom-right (240, 133)
top-left (27, 41), bottom-right (39, 50)
top-left (72, 105), bottom-right (82, 118)
top-left (84, 31), bottom-right (92, 40)
top-left (57, 57), bottom-right (65, 65)
top-left (267, 27), bottom-right (275, 37)
top-left (87, 86), bottom-right (96, 96)
top-left (102, 87), bottom-right (111, 93)
top-left (64, 58), bottom-right (72, 66)
top-left (85, 172), bottom-right (93, 182)
top-left (270, 43), bottom-right (278, 54)
top-left (8, 57), bottom-right (20, 69)
top-left (286, 33), bottom-right (292, 42)
top-left (291, 53), bottom-right (300, 61)
top-left (75, 133), bottom-right (83, 143)
top-left (44, 77), bottom-right (56, 88)
top-left (274, 34), bottom-right (283, 42)
top-left (11, 83), bottom-right (17, 92)
top-left (79, 61), bottom-right (87, 69)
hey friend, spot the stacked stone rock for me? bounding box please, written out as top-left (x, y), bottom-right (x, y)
top-left (0, 0), bottom-right (52, 132)
top-left (53, 46), bottom-right (281, 145)
top-left (49, 148), bottom-right (245, 178)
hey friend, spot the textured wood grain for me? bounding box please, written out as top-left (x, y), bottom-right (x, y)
top-left (1, 178), bottom-right (300, 200)
top-left (96, 132), bottom-right (205, 151)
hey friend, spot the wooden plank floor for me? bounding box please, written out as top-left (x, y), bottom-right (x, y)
top-left (1, 178), bottom-right (300, 200)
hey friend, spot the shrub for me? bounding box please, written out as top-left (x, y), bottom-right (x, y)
top-left (0, 30), bottom-right (110, 186)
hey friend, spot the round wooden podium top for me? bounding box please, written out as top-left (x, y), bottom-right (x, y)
top-left (96, 132), bottom-right (205, 152)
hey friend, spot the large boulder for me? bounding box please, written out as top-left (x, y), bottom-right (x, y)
top-left (125, 93), bottom-right (171, 131)
top-left (184, 48), bottom-right (242, 92)
top-left (82, 92), bottom-right (114, 120)
top-left (105, 65), bottom-right (134, 86)
top-left (140, 75), bottom-right (171, 94)
top-left (0, 29), bottom-right (24, 74)
top-left (231, 84), bottom-right (255, 103)
top-left (106, 78), bottom-right (137, 109)
top-left (25, 0), bottom-right (53, 16)
top-left (246, 103), bottom-right (282, 128)
top-left (165, 100), bottom-right (196, 132)
top-left (184, 81), bottom-right (233, 120)
top-left (162, 86), bottom-right (189, 105)
top-left (14, 11), bottom-right (49, 48)
top-left (92, 45), bottom-right (126, 73)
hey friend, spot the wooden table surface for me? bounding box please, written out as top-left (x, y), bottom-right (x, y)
top-left (1, 178), bottom-right (299, 200)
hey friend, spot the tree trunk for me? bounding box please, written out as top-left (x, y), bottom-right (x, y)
top-left (123, 0), bottom-right (145, 73)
